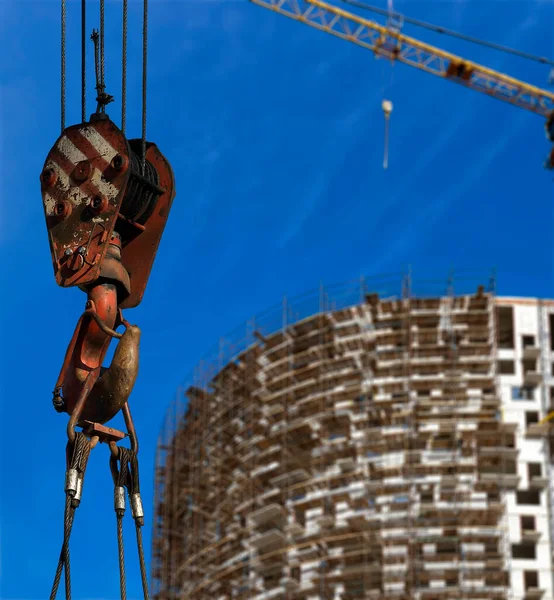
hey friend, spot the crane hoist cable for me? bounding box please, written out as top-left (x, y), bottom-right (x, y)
top-left (142, 0), bottom-right (148, 174)
top-left (100, 0), bottom-right (105, 94)
top-left (61, 0), bottom-right (66, 130)
top-left (109, 446), bottom-right (149, 599)
top-left (81, 0), bottom-right (86, 122)
top-left (381, 99), bottom-right (392, 169)
top-left (46, 0), bottom-right (175, 597)
top-left (380, 0), bottom-right (395, 169)
top-left (49, 432), bottom-right (95, 600)
top-left (122, 0), bottom-right (128, 134)
top-left (59, 0), bottom-right (147, 167)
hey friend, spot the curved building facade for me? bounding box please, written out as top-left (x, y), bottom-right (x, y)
top-left (152, 275), bottom-right (554, 600)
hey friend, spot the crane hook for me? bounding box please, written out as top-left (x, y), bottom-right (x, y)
top-left (382, 99), bottom-right (393, 169)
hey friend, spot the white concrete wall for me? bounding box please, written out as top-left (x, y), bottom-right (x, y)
top-left (498, 300), bottom-right (554, 600)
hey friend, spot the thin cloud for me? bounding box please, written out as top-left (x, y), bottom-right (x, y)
top-left (367, 108), bottom-right (530, 274)
top-left (276, 170), bottom-right (330, 248)
top-left (274, 85), bottom-right (384, 249)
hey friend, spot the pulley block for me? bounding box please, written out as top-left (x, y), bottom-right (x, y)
top-left (40, 115), bottom-right (175, 309)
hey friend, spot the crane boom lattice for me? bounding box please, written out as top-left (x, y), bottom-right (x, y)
top-left (251, 0), bottom-right (554, 117)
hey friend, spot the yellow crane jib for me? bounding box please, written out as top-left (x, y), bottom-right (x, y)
top-left (250, 0), bottom-right (554, 116)
top-left (250, 0), bottom-right (554, 168)
top-left (539, 411), bottom-right (554, 426)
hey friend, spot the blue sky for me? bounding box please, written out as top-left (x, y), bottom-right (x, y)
top-left (0, 0), bottom-right (553, 597)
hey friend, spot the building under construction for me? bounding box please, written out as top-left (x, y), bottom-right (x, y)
top-left (151, 273), bottom-right (554, 600)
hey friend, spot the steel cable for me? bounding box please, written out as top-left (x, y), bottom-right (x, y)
top-left (129, 452), bottom-right (149, 599)
top-left (141, 0), bottom-right (148, 173)
top-left (130, 451), bottom-right (141, 495)
top-left (122, 0), bottom-right (128, 133)
top-left (81, 0), bottom-right (86, 122)
top-left (63, 500), bottom-right (73, 600)
top-left (118, 450), bottom-right (130, 600)
top-left (61, 0), bottom-right (66, 131)
top-left (49, 495), bottom-right (75, 600)
top-left (73, 439), bottom-right (92, 509)
top-left (100, 0), bottom-right (105, 92)
top-left (117, 515), bottom-right (127, 600)
top-left (50, 433), bottom-right (92, 600)
top-left (135, 524), bottom-right (150, 600)
top-left (112, 447), bottom-right (131, 600)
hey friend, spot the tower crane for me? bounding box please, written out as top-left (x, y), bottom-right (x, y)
top-left (249, 0), bottom-right (554, 169)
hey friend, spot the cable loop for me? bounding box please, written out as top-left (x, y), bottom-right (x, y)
top-left (50, 433), bottom-right (95, 599)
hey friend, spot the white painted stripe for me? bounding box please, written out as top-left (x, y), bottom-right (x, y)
top-left (57, 136), bottom-right (88, 165)
top-left (48, 161), bottom-right (87, 203)
top-left (79, 125), bottom-right (118, 161)
top-left (43, 160), bottom-right (91, 214)
top-left (91, 169), bottom-right (119, 199)
top-left (47, 156), bottom-right (119, 206)
top-left (44, 130), bottom-right (122, 218)
top-left (44, 192), bottom-right (57, 214)
top-left (49, 160), bottom-right (71, 192)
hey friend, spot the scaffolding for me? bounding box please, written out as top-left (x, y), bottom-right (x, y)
top-left (152, 270), bottom-right (522, 600)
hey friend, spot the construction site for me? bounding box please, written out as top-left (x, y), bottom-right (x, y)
top-left (152, 273), bottom-right (554, 600)
top-left (17, 0), bottom-right (554, 596)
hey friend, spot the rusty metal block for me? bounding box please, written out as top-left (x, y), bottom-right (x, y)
top-left (81, 420), bottom-right (128, 444)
